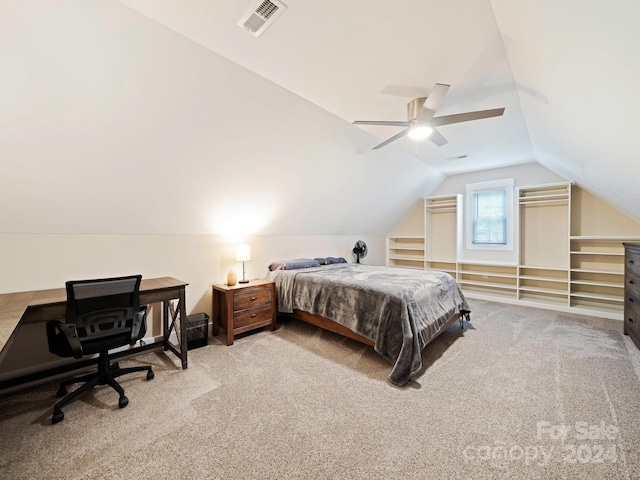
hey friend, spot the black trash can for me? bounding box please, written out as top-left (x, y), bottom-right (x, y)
top-left (186, 313), bottom-right (209, 350)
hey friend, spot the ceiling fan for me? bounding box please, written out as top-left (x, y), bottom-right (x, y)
top-left (353, 83), bottom-right (505, 150)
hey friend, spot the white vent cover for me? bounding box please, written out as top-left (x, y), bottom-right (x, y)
top-left (237, 0), bottom-right (287, 37)
top-left (446, 154), bottom-right (469, 161)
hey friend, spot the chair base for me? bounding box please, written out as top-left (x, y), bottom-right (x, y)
top-left (51, 351), bottom-right (153, 424)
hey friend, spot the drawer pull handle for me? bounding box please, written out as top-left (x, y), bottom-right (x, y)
top-left (630, 298), bottom-right (635, 303)
top-left (250, 313), bottom-right (257, 318)
top-left (631, 260), bottom-right (635, 264)
top-left (630, 318), bottom-right (635, 323)
top-left (250, 296), bottom-right (257, 301)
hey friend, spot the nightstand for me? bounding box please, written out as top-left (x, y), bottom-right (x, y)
top-left (212, 279), bottom-right (276, 345)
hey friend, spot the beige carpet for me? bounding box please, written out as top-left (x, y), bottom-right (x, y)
top-left (1, 299), bottom-right (640, 479)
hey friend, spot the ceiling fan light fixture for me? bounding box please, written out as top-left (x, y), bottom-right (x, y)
top-left (407, 125), bottom-right (433, 140)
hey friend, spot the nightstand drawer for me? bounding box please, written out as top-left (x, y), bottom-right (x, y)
top-left (234, 304), bottom-right (272, 328)
top-left (212, 279), bottom-right (276, 346)
top-left (234, 288), bottom-right (271, 311)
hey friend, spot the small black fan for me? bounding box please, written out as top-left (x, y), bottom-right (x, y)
top-left (352, 240), bottom-right (368, 264)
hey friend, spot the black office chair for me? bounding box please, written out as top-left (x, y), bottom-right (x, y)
top-left (46, 275), bottom-right (154, 424)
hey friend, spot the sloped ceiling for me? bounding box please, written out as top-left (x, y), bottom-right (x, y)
top-left (0, 0), bottom-right (445, 236)
top-left (120, 0), bottom-right (640, 223)
top-left (2, 1), bottom-right (639, 238)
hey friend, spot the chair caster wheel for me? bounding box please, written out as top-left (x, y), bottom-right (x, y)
top-left (118, 396), bottom-right (129, 409)
top-left (146, 370), bottom-right (154, 381)
top-left (56, 386), bottom-right (67, 398)
top-left (52, 410), bottom-right (64, 424)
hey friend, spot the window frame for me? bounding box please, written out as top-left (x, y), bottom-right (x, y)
top-left (465, 178), bottom-right (514, 251)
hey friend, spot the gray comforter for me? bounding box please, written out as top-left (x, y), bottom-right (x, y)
top-left (267, 263), bottom-right (469, 386)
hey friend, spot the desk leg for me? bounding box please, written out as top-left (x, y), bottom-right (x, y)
top-left (163, 301), bottom-right (170, 351)
top-left (162, 288), bottom-right (189, 370)
top-left (178, 286), bottom-right (188, 369)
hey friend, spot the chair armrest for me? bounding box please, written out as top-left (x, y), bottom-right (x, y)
top-left (130, 305), bottom-right (147, 345)
top-left (46, 321), bottom-right (83, 359)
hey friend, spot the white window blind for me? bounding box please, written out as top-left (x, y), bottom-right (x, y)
top-left (472, 189), bottom-right (507, 245)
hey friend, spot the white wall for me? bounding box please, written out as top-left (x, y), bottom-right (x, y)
top-left (0, 0), bottom-right (443, 238)
top-left (433, 162), bottom-right (566, 263)
top-left (0, 0), bottom-right (433, 380)
top-left (0, 233), bottom-right (385, 378)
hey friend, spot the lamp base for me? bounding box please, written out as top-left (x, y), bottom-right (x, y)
top-left (238, 280), bottom-right (249, 284)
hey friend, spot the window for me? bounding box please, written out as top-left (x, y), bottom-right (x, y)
top-left (465, 178), bottom-right (514, 251)
top-left (472, 189), bottom-right (507, 245)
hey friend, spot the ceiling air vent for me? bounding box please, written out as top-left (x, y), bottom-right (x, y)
top-left (237, 0), bottom-right (287, 37)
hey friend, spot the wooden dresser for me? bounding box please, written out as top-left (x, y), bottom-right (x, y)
top-left (624, 243), bottom-right (640, 350)
top-left (212, 279), bottom-right (276, 345)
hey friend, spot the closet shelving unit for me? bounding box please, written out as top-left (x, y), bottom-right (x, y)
top-left (568, 236), bottom-right (639, 315)
top-left (386, 181), bottom-right (640, 320)
top-left (423, 194), bottom-right (461, 277)
top-left (517, 182), bottom-right (571, 307)
top-left (386, 235), bottom-right (426, 269)
top-left (457, 262), bottom-right (518, 299)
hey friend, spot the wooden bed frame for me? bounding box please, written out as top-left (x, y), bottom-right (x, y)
top-left (288, 308), bottom-right (466, 348)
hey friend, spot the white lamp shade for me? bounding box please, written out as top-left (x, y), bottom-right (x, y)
top-left (235, 244), bottom-right (251, 262)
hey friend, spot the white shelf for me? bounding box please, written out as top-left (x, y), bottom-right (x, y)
top-left (389, 264), bottom-right (424, 270)
top-left (386, 235), bottom-right (426, 269)
top-left (458, 280), bottom-right (516, 290)
top-left (459, 270), bottom-right (517, 279)
top-left (389, 255), bottom-right (425, 261)
top-left (570, 236), bottom-right (640, 241)
top-left (388, 182), bottom-right (639, 320)
top-left (570, 268), bottom-right (623, 275)
top-left (459, 260), bottom-right (517, 267)
top-left (519, 293), bottom-right (568, 306)
top-left (425, 206), bottom-right (456, 212)
top-left (569, 292), bottom-right (623, 303)
top-left (519, 286), bottom-right (568, 295)
top-left (519, 265), bottom-right (567, 271)
top-left (570, 251), bottom-right (624, 256)
top-left (570, 279), bottom-right (623, 289)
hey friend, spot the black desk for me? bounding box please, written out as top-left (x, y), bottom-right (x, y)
top-left (0, 277), bottom-right (189, 391)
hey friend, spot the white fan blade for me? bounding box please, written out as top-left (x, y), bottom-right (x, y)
top-left (432, 108), bottom-right (505, 127)
top-left (423, 83), bottom-right (450, 112)
top-left (353, 120), bottom-right (411, 127)
top-left (428, 128), bottom-right (448, 147)
top-left (372, 129), bottom-right (409, 150)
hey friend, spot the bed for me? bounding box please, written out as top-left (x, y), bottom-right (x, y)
top-left (267, 261), bottom-right (470, 386)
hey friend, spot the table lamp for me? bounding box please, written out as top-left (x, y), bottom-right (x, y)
top-left (236, 244), bottom-right (251, 284)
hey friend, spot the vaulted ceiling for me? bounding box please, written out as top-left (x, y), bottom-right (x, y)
top-left (2, 1), bottom-right (639, 238)
top-left (119, 0), bottom-right (640, 223)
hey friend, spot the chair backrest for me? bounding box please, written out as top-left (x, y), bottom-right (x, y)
top-left (65, 275), bottom-right (142, 343)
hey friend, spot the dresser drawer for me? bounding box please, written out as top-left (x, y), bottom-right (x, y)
top-left (626, 283), bottom-right (640, 316)
top-left (625, 310), bottom-right (639, 335)
top-left (234, 287), bottom-right (272, 311)
top-left (627, 271), bottom-right (640, 296)
top-left (233, 304), bottom-right (272, 329)
top-left (626, 250), bottom-right (640, 275)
